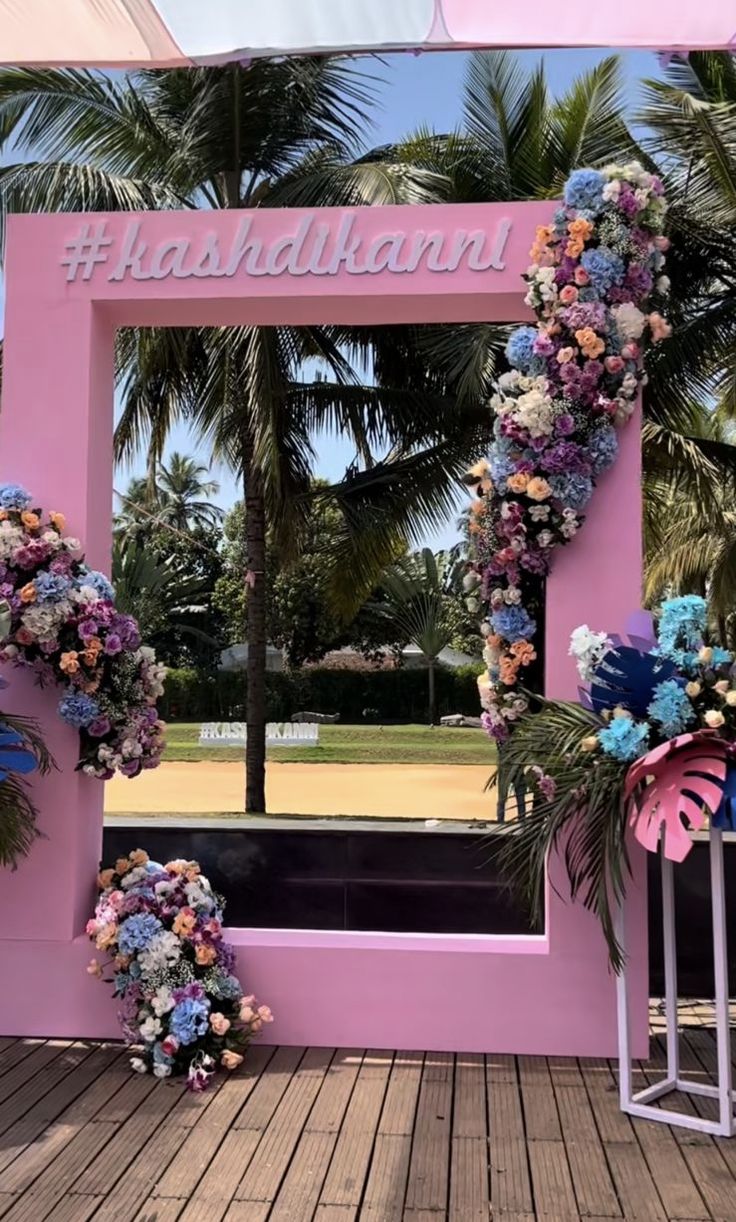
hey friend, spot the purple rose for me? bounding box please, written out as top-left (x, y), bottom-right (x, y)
top-left (78, 619), bottom-right (99, 641)
top-left (555, 413), bottom-right (575, 436)
top-left (88, 717), bottom-right (111, 738)
top-left (104, 633), bottom-right (122, 655)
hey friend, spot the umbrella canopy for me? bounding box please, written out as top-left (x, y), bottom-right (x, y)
top-left (0, 0), bottom-right (732, 67)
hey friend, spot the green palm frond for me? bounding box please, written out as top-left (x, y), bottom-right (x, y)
top-left (492, 699), bottom-right (630, 970)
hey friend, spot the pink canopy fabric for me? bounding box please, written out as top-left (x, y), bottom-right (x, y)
top-left (0, 0), bottom-right (733, 67)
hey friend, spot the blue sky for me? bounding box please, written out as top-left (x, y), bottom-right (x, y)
top-left (0, 48), bottom-right (661, 545)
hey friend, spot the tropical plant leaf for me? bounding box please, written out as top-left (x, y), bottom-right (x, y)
top-left (625, 731), bottom-right (728, 861)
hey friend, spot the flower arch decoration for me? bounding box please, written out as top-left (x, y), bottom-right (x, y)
top-left (0, 484), bottom-right (165, 779)
top-left (466, 162), bottom-right (671, 741)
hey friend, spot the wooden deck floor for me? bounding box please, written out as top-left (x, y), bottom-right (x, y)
top-left (0, 1012), bottom-right (733, 1220)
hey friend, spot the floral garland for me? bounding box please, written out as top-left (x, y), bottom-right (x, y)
top-left (496, 596), bottom-right (736, 965)
top-left (0, 484), bottom-right (165, 778)
top-left (466, 163), bottom-right (671, 742)
top-left (87, 849), bottom-right (272, 1089)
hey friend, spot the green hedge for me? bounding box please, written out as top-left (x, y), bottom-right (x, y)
top-left (160, 664), bottom-right (484, 724)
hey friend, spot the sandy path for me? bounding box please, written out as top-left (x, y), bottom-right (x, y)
top-left (105, 761), bottom-right (498, 821)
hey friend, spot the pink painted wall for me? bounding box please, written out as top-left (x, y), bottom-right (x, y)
top-left (0, 203), bottom-right (648, 1055)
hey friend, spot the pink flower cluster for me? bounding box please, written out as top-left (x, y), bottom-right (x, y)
top-left (87, 849), bottom-right (273, 1089)
top-left (465, 162), bottom-right (671, 741)
top-left (0, 484), bottom-right (165, 778)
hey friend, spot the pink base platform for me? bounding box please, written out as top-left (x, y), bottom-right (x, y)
top-left (0, 202), bottom-right (648, 1056)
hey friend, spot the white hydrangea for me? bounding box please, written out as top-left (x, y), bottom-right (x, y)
top-left (515, 385), bottom-right (558, 438)
top-left (138, 931), bottom-right (181, 973)
top-left (569, 625), bottom-right (611, 681)
top-left (139, 1015), bottom-right (162, 1043)
top-left (611, 302), bottom-right (646, 343)
top-left (151, 986), bottom-right (175, 1017)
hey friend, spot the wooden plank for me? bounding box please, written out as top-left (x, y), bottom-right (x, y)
top-left (0, 1120), bottom-right (119, 1222)
top-left (552, 1085), bottom-right (620, 1218)
top-left (135, 1200), bottom-right (184, 1222)
top-left (605, 1141), bottom-right (667, 1219)
top-left (0, 1041), bottom-right (46, 1084)
top-left (489, 1137), bottom-right (534, 1216)
top-left (232, 1045), bottom-right (303, 1131)
top-left (403, 1051), bottom-right (453, 1215)
top-left (73, 1079), bottom-right (186, 1196)
top-left (632, 1048), bottom-right (711, 1220)
top-left (316, 1050), bottom-right (392, 1209)
top-left (223, 1204), bottom-right (270, 1222)
top-left (0, 1045), bottom-right (128, 1189)
top-left (153, 1044), bottom-right (278, 1201)
top-left (312, 1209), bottom-right (356, 1222)
top-left (376, 1051), bottom-right (422, 1136)
top-left (233, 1047), bottom-right (334, 1205)
top-left (449, 1135), bottom-right (490, 1220)
top-left (677, 1145), bottom-right (736, 1222)
top-left (527, 1139), bottom-right (578, 1219)
top-left (361, 1132), bottom-right (412, 1217)
top-left (0, 1043), bottom-right (91, 1124)
top-left (547, 1055), bottom-right (585, 1090)
top-left (42, 1196), bottom-right (105, 1221)
top-left (177, 1131), bottom-right (263, 1221)
top-left (578, 1058), bottom-right (636, 1145)
top-left (453, 1053), bottom-right (487, 1139)
top-left (518, 1057), bottom-right (562, 1142)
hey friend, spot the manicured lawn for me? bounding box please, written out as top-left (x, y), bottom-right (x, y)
top-left (162, 722), bottom-right (496, 765)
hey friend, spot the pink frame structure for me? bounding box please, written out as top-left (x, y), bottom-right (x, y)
top-left (0, 201), bottom-right (648, 1055)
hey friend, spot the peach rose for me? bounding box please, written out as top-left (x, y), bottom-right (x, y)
top-left (565, 238), bottom-right (584, 258)
top-left (499, 657), bottom-right (520, 686)
top-left (510, 641), bottom-right (536, 667)
top-left (209, 1013), bottom-right (231, 1036)
top-left (705, 709), bottom-right (725, 729)
top-left (129, 849), bottom-right (149, 866)
top-left (114, 857), bottom-right (131, 875)
top-left (556, 347), bottom-right (575, 364)
top-left (98, 868), bottom-right (115, 889)
top-left (19, 583), bottom-right (37, 604)
top-left (221, 1050), bottom-right (244, 1071)
top-left (257, 1006), bottom-right (273, 1024)
top-left (86, 958), bottom-right (103, 978)
top-left (20, 511), bottom-right (40, 531)
top-left (172, 909), bottom-right (197, 938)
top-left (49, 512), bottom-right (66, 531)
top-left (239, 1004), bottom-right (255, 1024)
top-left (559, 285), bottom-right (578, 305)
top-left (526, 478), bottom-right (551, 502)
top-left (59, 651), bottom-right (80, 674)
top-left (568, 218), bottom-right (593, 240)
top-left (506, 473), bottom-right (529, 494)
top-left (573, 266), bottom-right (590, 286)
top-left (648, 312), bottom-right (672, 342)
top-left (195, 944), bottom-right (217, 966)
top-left (95, 923), bottom-right (117, 950)
top-left (575, 328), bottom-right (605, 360)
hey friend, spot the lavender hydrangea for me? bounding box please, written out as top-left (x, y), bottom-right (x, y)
top-left (548, 473), bottom-right (593, 511)
top-left (587, 425), bottom-right (619, 475)
top-left (580, 248), bottom-right (625, 295)
top-left (58, 692), bottom-right (101, 728)
top-left (490, 605), bottom-right (537, 641)
top-left (0, 483), bottom-right (32, 511)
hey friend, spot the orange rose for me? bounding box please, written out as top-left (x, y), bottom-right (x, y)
top-left (20, 511), bottom-right (40, 531)
top-left (95, 923), bottom-right (117, 951)
top-left (469, 498), bottom-right (487, 517)
top-left (510, 641), bottom-right (537, 667)
top-left (526, 478), bottom-right (551, 502)
top-left (115, 857), bottom-right (131, 876)
top-left (506, 473), bottom-right (529, 494)
top-left (98, 868), bottom-right (115, 889)
top-left (129, 849), bottom-right (149, 867)
top-left (574, 328), bottom-right (605, 359)
top-left (172, 908), bottom-right (197, 938)
top-left (565, 238), bottom-right (584, 258)
top-left (59, 651), bottom-right (79, 674)
top-left (49, 512), bottom-right (66, 532)
top-left (567, 218), bottom-right (593, 241)
top-left (19, 583), bottom-right (37, 603)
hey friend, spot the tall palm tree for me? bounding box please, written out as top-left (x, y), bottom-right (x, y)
top-left (0, 61), bottom-right (456, 812)
top-left (380, 549), bottom-right (460, 724)
top-left (156, 453), bottom-right (222, 532)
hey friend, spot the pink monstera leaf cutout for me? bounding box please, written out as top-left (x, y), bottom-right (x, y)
top-left (624, 732), bottom-right (728, 862)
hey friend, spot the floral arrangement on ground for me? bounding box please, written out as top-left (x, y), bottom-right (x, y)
top-left (87, 849), bottom-right (272, 1089)
top-left (0, 483), bottom-right (165, 778)
top-left (496, 596), bottom-right (736, 969)
top-left (464, 161), bottom-right (671, 743)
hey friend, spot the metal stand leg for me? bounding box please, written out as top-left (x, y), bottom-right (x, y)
top-left (617, 831), bottom-right (736, 1137)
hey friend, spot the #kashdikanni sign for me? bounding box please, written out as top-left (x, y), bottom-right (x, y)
top-left (61, 212), bottom-right (513, 283)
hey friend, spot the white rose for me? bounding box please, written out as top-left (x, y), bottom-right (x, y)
top-left (705, 709), bottom-right (725, 728)
top-left (130, 1057), bottom-right (148, 1074)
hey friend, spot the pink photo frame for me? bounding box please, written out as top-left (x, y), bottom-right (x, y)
top-left (0, 201), bottom-right (648, 1054)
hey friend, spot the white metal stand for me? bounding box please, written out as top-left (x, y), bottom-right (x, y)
top-left (616, 828), bottom-right (736, 1136)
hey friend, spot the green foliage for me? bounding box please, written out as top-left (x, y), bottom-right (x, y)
top-left (492, 699), bottom-right (630, 970)
top-left (160, 665), bottom-right (481, 725)
top-left (0, 712), bottom-right (53, 869)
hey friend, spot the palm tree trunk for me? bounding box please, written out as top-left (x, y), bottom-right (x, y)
top-left (243, 437), bottom-right (267, 813)
top-left (428, 657), bottom-right (436, 726)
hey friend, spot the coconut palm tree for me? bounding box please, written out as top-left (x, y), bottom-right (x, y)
top-left (155, 453), bottom-right (222, 532)
top-left (0, 60), bottom-right (460, 812)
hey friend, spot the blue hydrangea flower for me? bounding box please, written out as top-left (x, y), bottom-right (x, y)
top-left (548, 473), bottom-right (593, 511)
top-left (505, 327), bottom-right (539, 372)
top-left (563, 169), bottom-right (605, 213)
top-left (490, 605), bottom-right (537, 641)
top-left (656, 596), bottom-right (707, 664)
top-left (587, 425), bottom-right (618, 476)
top-left (489, 438), bottom-right (516, 484)
top-left (58, 692), bottom-right (101, 728)
top-left (113, 971), bottom-right (131, 996)
top-left (0, 483), bottom-right (32, 511)
top-left (598, 717), bottom-right (650, 762)
top-left (169, 998), bottom-right (210, 1046)
top-left (207, 973), bottom-right (243, 1001)
top-left (580, 247), bottom-right (625, 295)
top-left (34, 572), bottom-right (71, 604)
top-left (77, 568), bottom-right (114, 601)
top-left (118, 913), bottom-right (163, 955)
top-left (647, 680), bottom-right (696, 738)
top-left (711, 647), bottom-right (732, 668)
